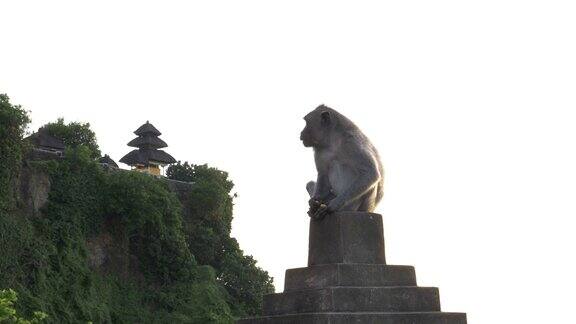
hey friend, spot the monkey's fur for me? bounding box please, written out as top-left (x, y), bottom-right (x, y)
top-left (300, 105), bottom-right (384, 220)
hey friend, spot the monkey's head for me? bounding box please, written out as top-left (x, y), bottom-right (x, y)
top-left (300, 105), bottom-right (335, 148)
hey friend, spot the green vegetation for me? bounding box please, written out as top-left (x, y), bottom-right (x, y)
top-left (0, 94), bottom-right (30, 211)
top-left (0, 95), bottom-right (273, 323)
top-left (41, 118), bottom-right (101, 158)
top-left (0, 289), bottom-right (47, 324)
top-left (167, 162), bottom-right (275, 317)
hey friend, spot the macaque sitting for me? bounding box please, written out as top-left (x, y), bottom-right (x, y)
top-left (300, 105), bottom-right (384, 220)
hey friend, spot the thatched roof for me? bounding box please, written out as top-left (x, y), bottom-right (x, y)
top-left (27, 130), bottom-right (65, 151)
top-left (127, 135), bottom-right (167, 149)
top-left (119, 149), bottom-right (176, 166)
top-left (121, 121), bottom-right (176, 167)
top-left (98, 154), bottom-right (118, 167)
top-left (134, 121), bottom-right (161, 136)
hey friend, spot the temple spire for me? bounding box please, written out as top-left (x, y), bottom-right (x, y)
top-left (119, 121), bottom-right (176, 176)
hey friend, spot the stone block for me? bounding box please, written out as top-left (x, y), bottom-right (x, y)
top-left (238, 312), bottom-right (467, 324)
top-left (308, 212), bottom-right (386, 265)
top-left (284, 264), bottom-right (416, 291)
top-left (263, 286), bottom-right (440, 316)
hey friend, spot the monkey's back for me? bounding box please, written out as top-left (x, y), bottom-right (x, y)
top-left (361, 134), bottom-right (384, 207)
top-left (343, 130), bottom-right (384, 211)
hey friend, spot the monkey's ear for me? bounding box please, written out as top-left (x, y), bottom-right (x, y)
top-left (320, 111), bottom-right (331, 125)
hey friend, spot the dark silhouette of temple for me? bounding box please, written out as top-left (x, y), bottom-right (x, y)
top-left (119, 121), bottom-right (176, 176)
top-left (26, 128), bottom-right (66, 157)
top-left (98, 154), bottom-right (118, 168)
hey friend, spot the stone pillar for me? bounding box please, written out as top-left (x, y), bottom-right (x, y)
top-left (308, 212), bottom-right (386, 265)
top-left (238, 212), bottom-right (467, 324)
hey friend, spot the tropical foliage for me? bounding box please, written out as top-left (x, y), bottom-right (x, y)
top-left (0, 95), bottom-right (273, 323)
top-left (41, 118), bottom-right (100, 158)
top-left (0, 289), bottom-right (47, 324)
top-left (167, 162), bottom-right (275, 316)
top-left (0, 94), bottom-right (30, 210)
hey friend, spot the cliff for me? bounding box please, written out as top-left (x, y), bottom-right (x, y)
top-left (0, 153), bottom-right (273, 323)
top-left (1, 95), bottom-right (272, 323)
top-left (18, 164), bottom-right (195, 279)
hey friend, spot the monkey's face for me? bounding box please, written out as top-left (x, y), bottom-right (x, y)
top-left (300, 109), bottom-right (332, 148)
top-left (300, 120), bottom-right (316, 147)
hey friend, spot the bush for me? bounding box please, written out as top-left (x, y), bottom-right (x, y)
top-left (41, 118), bottom-right (100, 158)
top-left (0, 289), bottom-right (47, 323)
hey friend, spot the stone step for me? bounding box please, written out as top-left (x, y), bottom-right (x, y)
top-left (263, 287), bottom-right (440, 316)
top-left (238, 312), bottom-right (467, 324)
top-left (284, 264), bottom-right (417, 291)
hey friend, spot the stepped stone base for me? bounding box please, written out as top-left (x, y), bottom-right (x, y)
top-left (238, 212), bottom-right (466, 324)
top-left (284, 264), bottom-right (416, 291)
top-left (238, 312), bottom-right (467, 324)
top-left (264, 287), bottom-right (440, 315)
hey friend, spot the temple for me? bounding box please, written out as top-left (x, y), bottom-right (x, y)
top-left (98, 154), bottom-right (118, 168)
top-left (26, 128), bottom-right (66, 156)
top-left (119, 121), bottom-right (176, 176)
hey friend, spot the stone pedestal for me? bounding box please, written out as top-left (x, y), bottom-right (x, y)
top-left (238, 212), bottom-right (467, 324)
top-left (308, 212), bottom-right (386, 265)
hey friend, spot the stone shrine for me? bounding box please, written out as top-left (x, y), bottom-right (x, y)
top-left (119, 121), bottom-right (176, 176)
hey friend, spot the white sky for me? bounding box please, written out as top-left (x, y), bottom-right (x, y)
top-left (2, 1), bottom-right (576, 323)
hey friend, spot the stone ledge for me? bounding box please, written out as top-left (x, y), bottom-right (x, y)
top-left (263, 287), bottom-right (440, 316)
top-left (238, 312), bottom-right (467, 324)
top-left (284, 264), bottom-right (416, 291)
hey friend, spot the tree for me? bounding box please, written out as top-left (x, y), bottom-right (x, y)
top-left (0, 289), bottom-right (47, 323)
top-left (41, 118), bottom-right (100, 158)
top-left (167, 162), bottom-right (275, 317)
top-left (0, 94), bottom-right (30, 210)
top-left (219, 239), bottom-right (275, 316)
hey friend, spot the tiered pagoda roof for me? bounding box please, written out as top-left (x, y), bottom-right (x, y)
top-left (119, 121), bottom-right (176, 167)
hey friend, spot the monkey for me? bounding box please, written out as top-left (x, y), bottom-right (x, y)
top-left (300, 105), bottom-right (384, 220)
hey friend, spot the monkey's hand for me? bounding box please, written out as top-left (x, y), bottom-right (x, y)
top-left (307, 198), bottom-right (322, 218)
top-left (308, 198), bottom-right (331, 220)
top-left (312, 203), bottom-right (331, 220)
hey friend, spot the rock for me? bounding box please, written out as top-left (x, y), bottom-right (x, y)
top-left (18, 165), bottom-right (51, 216)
